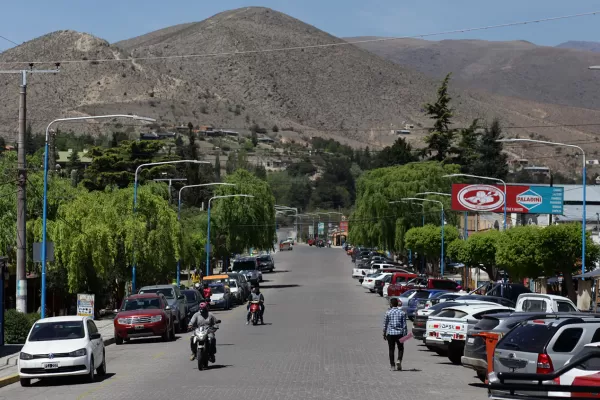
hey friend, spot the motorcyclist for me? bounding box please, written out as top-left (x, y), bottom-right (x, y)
top-left (202, 283), bottom-right (212, 300)
top-left (187, 302), bottom-right (218, 362)
top-left (246, 286), bottom-right (265, 325)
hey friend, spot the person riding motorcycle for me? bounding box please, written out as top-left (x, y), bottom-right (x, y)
top-left (246, 286), bottom-right (265, 325)
top-left (202, 283), bottom-right (212, 300)
top-left (188, 302), bottom-right (218, 362)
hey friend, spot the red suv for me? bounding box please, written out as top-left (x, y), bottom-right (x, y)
top-left (114, 293), bottom-right (175, 344)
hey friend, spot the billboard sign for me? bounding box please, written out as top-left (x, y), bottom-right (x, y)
top-left (451, 184), bottom-right (564, 214)
top-left (318, 222), bottom-right (325, 235)
top-left (77, 293), bottom-right (95, 319)
top-left (308, 225), bottom-right (314, 236)
top-left (340, 221), bottom-right (348, 232)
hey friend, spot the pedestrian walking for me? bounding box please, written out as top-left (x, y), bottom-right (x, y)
top-left (383, 297), bottom-right (408, 371)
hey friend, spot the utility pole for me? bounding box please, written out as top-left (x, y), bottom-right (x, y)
top-left (0, 65), bottom-right (60, 313)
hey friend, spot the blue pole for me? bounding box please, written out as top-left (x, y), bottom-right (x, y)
top-left (583, 165), bottom-right (587, 280)
top-left (177, 197), bottom-right (181, 287)
top-left (441, 206), bottom-right (445, 277)
top-left (464, 212), bottom-right (468, 239)
top-left (206, 204), bottom-right (211, 277)
top-left (41, 141), bottom-right (50, 319)
top-left (132, 178), bottom-right (138, 293)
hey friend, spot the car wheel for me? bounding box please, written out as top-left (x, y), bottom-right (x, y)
top-left (174, 316), bottom-right (181, 333)
top-left (434, 349), bottom-right (448, 357)
top-left (87, 357), bottom-right (96, 383)
top-left (97, 351), bottom-right (107, 376)
top-left (425, 344), bottom-right (436, 352)
top-left (448, 349), bottom-right (462, 365)
top-left (20, 378), bottom-right (31, 387)
top-left (170, 321), bottom-right (176, 341)
top-left (115, 333), bottom-right (123, 345)
top-left (378, 292), bottom-right (383, 297)
top-left (179, 315), bottom-right (187, 332)
top-left (162, 326), bottom-right (170, 342)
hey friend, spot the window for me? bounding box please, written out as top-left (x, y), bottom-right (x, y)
top-left (139, 288), bottom-right (175, 299)
top-left (591, 328), bottom-right (600, 343)
top-left (577, 346), bottom-right (600, 371)
top-left (29, 321), bottom-right (85, 341)
top-left (521, 299), bottom-right (547, 312)
top-left (436, 309), bottom-right (468, 318)
top-left (553, 328), bottom-right (583, 353)
top-left (473, 317), bottom-right (500, 331)
top-left (413, 291), bottom-right (431, 299)
top-left (87, 320), bottom-right (98, 335)
top-left (557, 301), bottom-right (577, 312)
top-left (497, 324), bottom-right (558, 353)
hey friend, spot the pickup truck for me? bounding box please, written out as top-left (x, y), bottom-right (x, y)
top-left (515, 293), bottom-right (578, 312)
top-left (384, 272), bottom-right (418, 295)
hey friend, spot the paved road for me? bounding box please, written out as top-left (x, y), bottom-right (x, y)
top-left (0, 246), bottom-right (486, 399)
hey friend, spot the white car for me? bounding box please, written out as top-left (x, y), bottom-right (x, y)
top-left (228, 278), bottom-right (244, 304)
top-left (18, 316), bottom-right (106, 386)
top-left (361, 273), bottom-right (384, 291)
top-left (425, 304), bottom-right (513, 362)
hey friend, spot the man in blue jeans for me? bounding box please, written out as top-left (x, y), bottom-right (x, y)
top-left (383, 297), bottom-right (408, 371)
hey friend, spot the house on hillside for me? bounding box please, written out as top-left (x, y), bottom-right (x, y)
top-left (258, 136), bottom-right (275, 143)
top-left (57, 149), bottom-right (92, 168)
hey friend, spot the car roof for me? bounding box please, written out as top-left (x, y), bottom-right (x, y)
top-left (139, 284), bottom-right (175, 290)
top-left (36, 316), bottom-right (87, 323)
top-left (235, 257), bottom-right (256, 262)
top-left (517, 293), bottom-right (573, 301)
top-left (128, 293), bottom-right (161, 298)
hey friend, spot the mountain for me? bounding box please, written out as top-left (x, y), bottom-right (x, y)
top-left (1, 7), bottom-right (600, 174)
top-left (557, 41), bottom-right (600, 53)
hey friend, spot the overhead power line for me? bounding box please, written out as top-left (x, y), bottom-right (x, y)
top-left (0, 35), bottom-right (19, 46)
top-left (0, 10), bottom-right (598, 66)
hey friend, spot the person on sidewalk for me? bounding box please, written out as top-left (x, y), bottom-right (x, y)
top-left (383, 297), bottom-right (407, 371)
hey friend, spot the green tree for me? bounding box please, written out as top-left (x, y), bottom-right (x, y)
top-left (404, 224), bottom-right (459, 274)
top-left (67, 149), bottom-right (82, 174)
top-left (423, 73), bottom-right (456, 162)
top-left (495, 226), bottom-right (542, 280)
top-left (454, 119), bottom-right (480, 174)
top-left (372, 138), bottom-right (418, 168)
top-left (447, 230), bottom-right (501, 281)
top-left (212, 169), bottom-right (275, 254)
top-left (472, 119), bottom-right (508, 180)
top-left (537, 224), bottom-right (600, 301)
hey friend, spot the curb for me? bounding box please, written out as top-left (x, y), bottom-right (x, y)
top-left (0, 336), bottom-right (116, 389)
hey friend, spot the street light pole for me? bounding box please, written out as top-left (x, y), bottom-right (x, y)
top-left (444, 174), bottom-right (508, 231)
top-left (132, 160), bottom-right (209, 293)
top-left (41, 114), bottom-right (155, 319)
top-left (498, 138), bottom-right (587, 278)
top-left (206, 195), bottom-right (254, 276)
top-left (177, 183), bottom-right (235, 286)
top-left (397, 198), bottom-right (445, 276)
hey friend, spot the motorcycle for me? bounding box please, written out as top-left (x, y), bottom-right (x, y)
top-left (249, 300), bottom-right (262, 325)
top-left (190, 322), bottom-right (220, 370)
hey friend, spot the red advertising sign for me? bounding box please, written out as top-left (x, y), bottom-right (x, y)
top-left (451, 184), bottom-right (564, 214)
top-left (339, 221), bottom-right (348, 232)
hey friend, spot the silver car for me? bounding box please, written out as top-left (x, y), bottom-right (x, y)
top-left (138, 284), bottom-right (187, 332)
top-left (230, 257), bottom-right (262, 284)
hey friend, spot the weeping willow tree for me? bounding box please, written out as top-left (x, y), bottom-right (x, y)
top-left (349, 161), bottom-right (459, 253)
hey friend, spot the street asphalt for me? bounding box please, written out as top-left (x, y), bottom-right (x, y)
top-left (0, 245), bottom-right (486, 399)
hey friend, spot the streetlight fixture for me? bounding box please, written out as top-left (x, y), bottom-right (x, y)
top-left (132, 160), bottom-right (209, 292)
top-left (498, 137), bottom-right (588, 278)
top-left (397, 198), bottom-right (446, 276)
top-left (176, 183), bottom-right (235, 286)
top-left (206, 194), bottom-right (254, 276)
top-left (444, 173), bottom-right (508, 231)
top-left (40, 114), bottom-right (155, 319)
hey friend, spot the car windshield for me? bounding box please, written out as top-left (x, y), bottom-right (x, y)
top-left (139, 288), bottom-right (175, 299)
top-left (121, 297), bottom-right (162, 310)
top-left (258, 256), bottom-right (270, 261)
top-left (28, 321), bottom-right (85, 342)
top-left (229, 280), bottom-right (238, 288)
top-left (232, 261), bottom-right (256, 271)
top-left (183, 292), bottom-right (196, 302)
top-left (400, 290), bottom-right (416, 298)
top-left (497, 323), bottom-right (558, 353)
top-left (210, 285), bottom-right (225, 294)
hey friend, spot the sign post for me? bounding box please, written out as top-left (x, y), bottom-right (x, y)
top-left (318, 222), bottom-right (325, 236)
top-left (77, 293), bottom-right (95, 319)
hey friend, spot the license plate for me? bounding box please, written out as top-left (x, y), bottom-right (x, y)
top-left (134, 325), bottom-right (144, 330)
top-left (440, 333), bottom-right (452, 339)
top-left (43, 363), bottom-right (59, 369)
top-left (467, 337), bottom-right (475, 344)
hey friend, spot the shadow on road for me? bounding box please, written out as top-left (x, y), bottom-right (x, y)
top-left (399, 368), bottom-right (422, 372)
top-left (260, 284), bottom-right (301, 289)
top-left (32, 372), bottom-right (116, 386)
top-left (269, 270), bottom-right (290, 274)
top-left (125, 336), bottom-right (182, 345)
top-left (203, 364), bottom-right (231, 370)
top-left (437, 361), bottom-right (458, 366)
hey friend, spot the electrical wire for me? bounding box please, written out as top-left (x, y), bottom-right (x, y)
top-left (0, 34), bottom-right (19, 46)
top-left (1, 10), bottom-right (598, 66)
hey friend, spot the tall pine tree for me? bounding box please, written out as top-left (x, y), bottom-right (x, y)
top-left (454, 119), bottom-right (480, 174)
top-left (423, 73), bottom-right (456, 162)
top-left (472, 118), bottom-right (508, 180)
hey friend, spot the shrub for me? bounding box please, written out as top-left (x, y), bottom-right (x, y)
top-left (272, 125), bottom-right (279, 133)
top-left (5, 310), bottom-right (40, 344)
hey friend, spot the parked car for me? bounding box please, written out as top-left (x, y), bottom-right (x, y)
top-left (308, 238), bottom-right (316, 246)
top-left (548, 342), bottom-right (600, 397)
top-left (208, 283), bottom-right (233, 310)
top-left (462, 312), bottom-right (582, 382)
top-left (426, 303), bottom-right (514, 362)
top-left (230, 257), bottom-right (262, 284)
top-left (228, 278), bottom-right (244, 304)
top-left (515, 293), bottom-right (578, 313)
top-left (114, 293), bottom-right (175, 345)
top-left (416, 291), bottom-right (462, 311)
top-left (182, 289), bottom-right (203, 319)
top-left (257, 254), bottom-right (275, 272)
top-left (279, 241), bottom-right (293, 251)
top-left (404, 290), bottom-right (449, 320)
top-left (18, 316), bottom-right (107, 386)
top-left (286, 237), bottom-right (295, 245)
top-left (376, 274), bottom-right (393, 297)
top-left (385, 272), bottom-right (419, 297)
top-left (228, 272), bottom-right (250, 299)
top-left (138, 284), bottom-right (187, 332)
top-left (362, 273), bottom-right (391, 292)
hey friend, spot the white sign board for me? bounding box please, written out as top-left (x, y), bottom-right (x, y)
top-left (308, 225), bottom-right (314, 236)
top-left (77, 293), bottom-right (95, 319)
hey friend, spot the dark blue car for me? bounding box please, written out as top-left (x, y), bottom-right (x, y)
top-left (403, 290), bottom-right (449, 320)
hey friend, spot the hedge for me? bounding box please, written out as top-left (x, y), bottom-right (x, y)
top-left (5, 309), bottom-right (40, 344)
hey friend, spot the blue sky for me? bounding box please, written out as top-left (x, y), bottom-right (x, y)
top-left (1, 0), bottom-right (600, 51)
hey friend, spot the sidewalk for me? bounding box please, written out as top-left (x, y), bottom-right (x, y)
top-left (0, 318), bottom-right (115, 388)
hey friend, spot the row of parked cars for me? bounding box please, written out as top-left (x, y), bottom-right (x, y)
top-left (347, 245), bottom-right (600, 398)
top-left (16, 252), bottom-right (278, 387)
